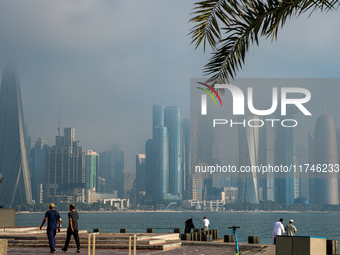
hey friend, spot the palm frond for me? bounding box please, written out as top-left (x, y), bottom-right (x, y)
top-left (190, 0), bottom-right (340, 84)
top-left (188, 0), bottom-right (242, 52)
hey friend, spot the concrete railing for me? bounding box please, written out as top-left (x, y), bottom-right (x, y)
top-left (180, 229), bottom-right (218, 241)
top-left (276, 236), bottom-right (326, 255)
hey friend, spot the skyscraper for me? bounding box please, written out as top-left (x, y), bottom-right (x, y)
top-left (145, 104), bottom-right (183, 205)
top-left (313, 113), bottom-right (338, 205)
top-left (135, 154), bottom-right (146, 204)
top-left (181, 118), bottom-right (191, 200)
top-left (85, 150), bottom-right (99, 190)
top-left (238, 114), bottom-right (260, 204)
top-left (31, 137), bottom-right (48, 203)
top-left (99, 145), bottom-right (125, 198)
top-left (0, 63), bottom-right (32, 206)
top-left (164, 106), bottom-right (181, 196)
top-left (274, 106), bottom-right (297, 205)
top-left (152, 125), bottom-right (169, 201)
top-left (44, 128), bottom-right (85, 203)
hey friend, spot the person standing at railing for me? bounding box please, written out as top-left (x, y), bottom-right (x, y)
top-left (272, 218), bottom-right (285, 244)
top-left (185, 218), bottom-right (195, 233)
top-left (285, 219), bottom-right (297, 236)
top-left (203, 217), bottom-right (210, 231)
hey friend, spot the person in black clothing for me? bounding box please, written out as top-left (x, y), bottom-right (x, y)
top-left (185, 218), bottom-right (195, 233)
top-left (62, 204), bottom-right (80, 253)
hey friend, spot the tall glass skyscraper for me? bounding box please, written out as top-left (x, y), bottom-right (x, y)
top-left (181, 118), bottom-right (190, 199)
top-left (85, 150), bottom-right (99, 190)
top-left (31, 137), bottom-right (48, 203)
top-left (0, 63), bottom-right (32, 206)
top-left (146, 104), bottom-right (183, 205)
top-left (152, 125), bottom-right (169, 200)
top-left (313, 113), bottom-right (338, 205)
top-left (238, 114), bottom-right (259, 204)
top-left (274, 106), bottom-right (296, 205)
top-left (165, 106), bottom-right (181, 196)
top-left (153, 104), bottom-right (165, 136)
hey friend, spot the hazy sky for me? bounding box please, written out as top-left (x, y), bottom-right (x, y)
top-left (0, 1), bottom-right (339, 170)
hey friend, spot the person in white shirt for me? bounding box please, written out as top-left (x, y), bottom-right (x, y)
top-left (203, 217), bottom-right (210, 231)
top-left (272, 218), bottom-right (285, 244)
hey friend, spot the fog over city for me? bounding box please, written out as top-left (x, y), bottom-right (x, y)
top-left (0, 0), bottom-right (340, 169)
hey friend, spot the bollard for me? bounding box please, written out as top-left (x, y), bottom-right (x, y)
top-left (197, 232), bottom-right (202, 241)
top-left (192, 232), bottom-right (197, 241)
top-left (248, 236), bottom-right (259, 244)
top-left (212, 229), bottom-right (217, 239)
top-left (174, 228), bottom-right (180, 234)
top-left (147, 228), bottom-right (154, 233)
top-left (88, 233), bottom-right (91, 255)
top-left (93, 233), bottom-right (96, 255)
top-left (88, 233), bottom-right (96, 255)
top-left (120, 228), bottom-right (127, 233)
top-left (327, 240), bottom-right (338, 255)
top-left (133, 235), bottom-right (136, 255)
top-left (224, 235), bottom-right (235, 243)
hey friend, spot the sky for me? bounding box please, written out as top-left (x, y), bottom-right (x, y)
top-left (0, 0), bottom-right (339, 170)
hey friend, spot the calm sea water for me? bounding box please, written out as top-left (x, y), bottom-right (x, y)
top-left (16, 211), bottom-right (340, 245)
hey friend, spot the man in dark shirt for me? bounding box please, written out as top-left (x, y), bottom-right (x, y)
top-left (40, 203), bottom-right (61, 254)
top-left (185, 218), bottom-right (195, 233)
top-left (62, 204), bottom-right (80, 253)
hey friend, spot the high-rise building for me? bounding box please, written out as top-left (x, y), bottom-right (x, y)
top-left (152, 125), bottom-right (169, 201)
top-left (181, 118), bottom-right (191, 200)
top-left (274, 107), bottom-right (297, 205)
top-left (238, 114), bottom-right (260, 204)
top-left (85, 150), bottom-right (99, 190)
top-left (145, 104), bottom-right (183, 205)
top-left (123, 170), bottom-right (136, 199)
top-left (313, 113), bottom-right (338, 205)
top-left (43, 128), bottom-right (85, 203)
top-left (99, 145), bottom-right (125, 198)
top-left (153, 104), bottom-right (165, 137)
top-left (164, 106), bottom-right (181, 196)
top-left (308, 133), bottom-right (314, 204)
top-left (144, 139), bottom-right (153, 200)
top-left (258, 118), bottom-right (275, 201)
top-left (135, 154), bottom-right (146, 204)
top-left (31, 137), bottom-right (48, 203)
top-left (0, 63), bottom-right (32, 206)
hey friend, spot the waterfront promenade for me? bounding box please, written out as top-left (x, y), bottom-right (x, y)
top-left (6, 243), bottom-right (275, 255)
top-left (1, 226), bottom-right (275, 255)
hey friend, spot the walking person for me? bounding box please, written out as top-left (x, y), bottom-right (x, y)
top-left (285, 219), bottom-right (297, 236)
top-left (272, 218), bottom-right (285, 244)
top-left (203, 217), bottom-right (210, 231)
top-left (62, 204), bottom-right (81, 253)
top-left (40, 203), bottom-right (62, 253)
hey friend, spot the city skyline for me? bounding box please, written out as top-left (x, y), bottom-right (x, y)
top-left (0, 1), bottom-right (339, 171)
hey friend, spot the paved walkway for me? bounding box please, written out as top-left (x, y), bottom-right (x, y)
top-left (7, 244), bottom-right (275, 255)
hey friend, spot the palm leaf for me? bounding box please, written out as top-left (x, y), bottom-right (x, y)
top-left (190, 0), bottom-right (340, 84)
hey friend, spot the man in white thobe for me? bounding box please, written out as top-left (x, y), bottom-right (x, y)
top-left (272, 218), bottom-right (285, 244)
